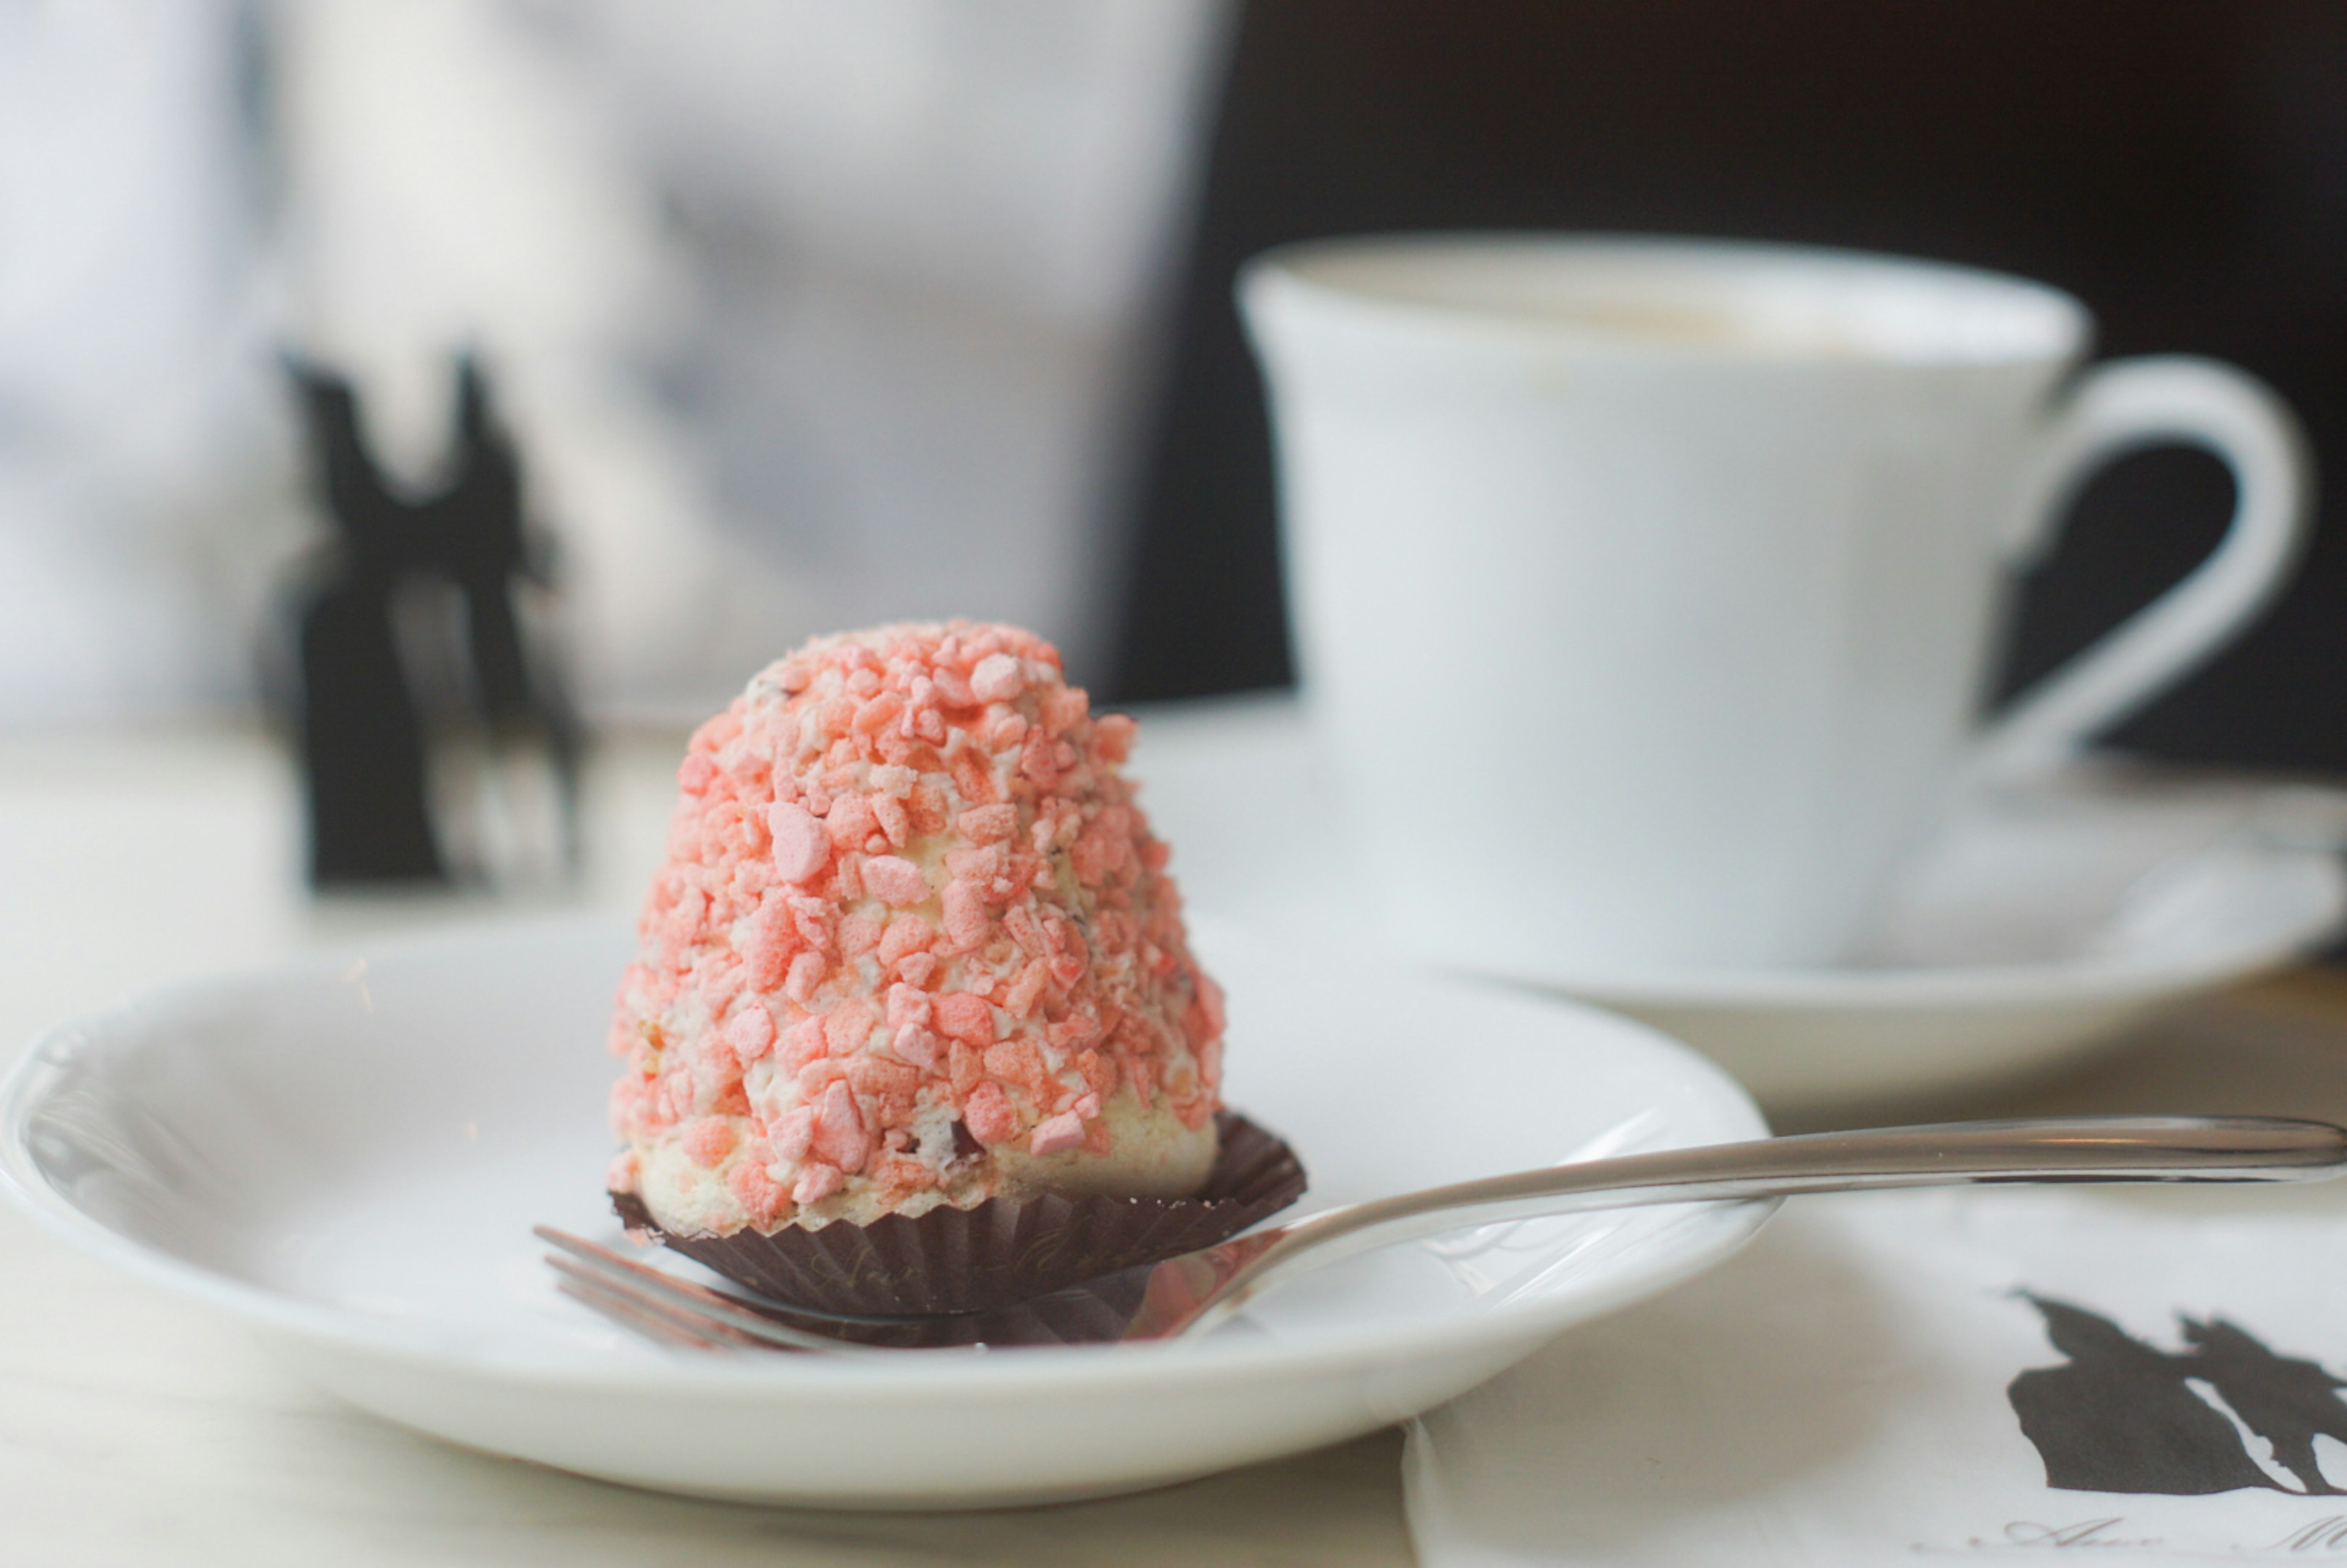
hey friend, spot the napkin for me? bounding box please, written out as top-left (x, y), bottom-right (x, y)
top-left (1406, 1184), bottom-right (2347, 1566)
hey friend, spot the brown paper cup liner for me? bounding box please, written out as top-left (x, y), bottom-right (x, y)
top-left (609, 1109), bottom-right (1306, 1316)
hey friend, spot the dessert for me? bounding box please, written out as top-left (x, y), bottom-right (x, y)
top-left (604, 623), bottom-right (1288, 1311)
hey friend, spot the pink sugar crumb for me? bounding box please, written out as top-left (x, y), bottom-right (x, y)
top-left (839, 914), bottom-right (882, 958)
top-left (862, 854), bottom-right (930, 907)
top-left (934, 991), bottom-right (997, 1047)
top-left (985, 1039), bottom-right (1045, 1097)
top-left (878, 914), bottom-right (933, 964)
top-left (851, 693), bottom-right (903, 736)
top-left (768, 801), bottom-right (829, 883)
top-left (1018, 738), bottom-right (1059, 788)
top-left (824, 997), bottom-right (880, 1055)
top-left (1029, 1112), bottom-right (1084, 1156)
top-left (963, 1082), bottom-right (1018, 1145)
top-left (971, 653), bottom-right (1025, 702)
top-left (1041, 686), bottom-right (1088, 736)
top-left (789, 899), bottom-right (836, 953)
top-left (776, 1020), bottom-right (826, 1079)
top-left (941, 881), bottom-right (992, 949)
top-left (811, 1080), bottom-right (871, 1173)
top-left (848, 1055), bottom-right (919, 1102)
top-left (793, 1162), bottom-right (844, 1206)
top-left (945, 842), bottom-right (1007, 882)
top-left (831, 854), bottom-right (865, 901)
top-left (605, 1150), bottom-right (640, 1193)
top-left (680, 1116), bottom-right (736, 1168)
top-left (958, 804), bottom-right (1017, 844)
top-left (743, 909), bottom-right (795, 990)
top-left (729, 1159), bottom-right (792, 1225)
top-left (1004, 961), bottom-right (1049, 1018)
top-left (771, 1104), bottom-right (815, 1162)
top-left (889, 1025), bottom-right (939, 1070)
top-left (1046, 1014), bottom-right (1098, 1052)
top-left (784, 950), bottom-right (828, 1005)
top-left (885, 983), bottom-right (931, 1030)
top-left (724, 1005), bottom-right (776, 1060)
top-left (825, 796), bottom-right (876, 849)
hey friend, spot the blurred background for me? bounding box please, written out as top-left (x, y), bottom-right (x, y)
top-left (6, 0), bottom-right (2346, 773)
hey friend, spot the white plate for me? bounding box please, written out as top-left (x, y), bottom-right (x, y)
top-left (1546, 771), bottom-right (2347, 1107)
top-left (0, 915), bottom-right (1768, 1509)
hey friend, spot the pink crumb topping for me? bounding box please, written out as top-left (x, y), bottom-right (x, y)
top-left (680, 1117), bottom-right (736, 1168)
top-left (606, 620), bottom-right (1224, 1231)
top-left (768, 802), bottom-right (830, 882)
top-left (1029, 1112), bottom-right (1085, 1156)
top-left (862, 855), bottom-right (930, 907)
top-left (792, 1162), bottom-right (845, 1206)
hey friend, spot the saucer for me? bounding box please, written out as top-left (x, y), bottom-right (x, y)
top-left (1533, 768), bottom-right (2347, 1108)
top-left (0, 915), bottom-right (1768, 1508)
top-left (1126, 704), bottom-right (2347, 1115)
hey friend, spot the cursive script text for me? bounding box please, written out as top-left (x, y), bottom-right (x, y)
top-left (1964, 1519), bottom-right (2164, 1551)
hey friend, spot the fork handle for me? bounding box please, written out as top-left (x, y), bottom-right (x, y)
top-left (1210, 1116), bottom-right (2347, 1322)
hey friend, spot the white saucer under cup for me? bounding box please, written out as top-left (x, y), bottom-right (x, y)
top-left (1241, 234), bottom-right (2313, 978)
top-left (1574, 768), bottom-right (2347, 1107)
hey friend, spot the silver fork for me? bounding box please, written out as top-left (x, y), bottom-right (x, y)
top-left (541, 1115), bottom-right (2347, 1353)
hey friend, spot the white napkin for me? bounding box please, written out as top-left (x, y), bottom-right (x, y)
top-left (1406, 1185), bottom-right (2347, 1566)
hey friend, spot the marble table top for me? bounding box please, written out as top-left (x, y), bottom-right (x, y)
top-left (2, 703), bottom-right (2340, 1565)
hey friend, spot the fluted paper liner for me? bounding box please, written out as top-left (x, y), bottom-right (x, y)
top-left (609, 1110), bottom-right (1306, 1317)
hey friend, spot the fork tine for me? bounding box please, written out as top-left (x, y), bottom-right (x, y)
top-left (536, 1227), bottom-right (884, 1354)
top-left (543, 1250), bottom-right (850, 1354)
top-left (547, 1256), bottom-right (803, 1352)
top-left (532, 1225), bottom-right (934, 1326)
top-left (556, 1273), bottom-right (731, 1352)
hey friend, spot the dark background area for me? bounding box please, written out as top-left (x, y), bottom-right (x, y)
top-left (1109, 0), bottom-right (2347, 779)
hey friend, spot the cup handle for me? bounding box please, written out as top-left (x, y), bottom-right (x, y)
top-left (1967, 355), bottom-right (2315, 782)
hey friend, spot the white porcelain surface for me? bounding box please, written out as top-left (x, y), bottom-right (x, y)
top-left (0, 914), bottom-right (1769, 1509)
top-left (1129, 703), bottom-right (2347, 1110)
top-left (1241, 233), bottom-right (2310, 975)
top-left (1541, 772), bottom-right (2347, 1105)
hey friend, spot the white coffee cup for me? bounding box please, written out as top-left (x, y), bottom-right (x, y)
top-left (1240, 234), bottom-right (2312, 976)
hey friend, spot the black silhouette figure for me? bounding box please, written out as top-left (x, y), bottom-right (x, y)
top-left (2183, 1317), bottom-right (2347, 1497)
top-left (2007, 1295), bottom-right (2283, 1495)
top-left (286, 356), bottom-right (580, 885)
